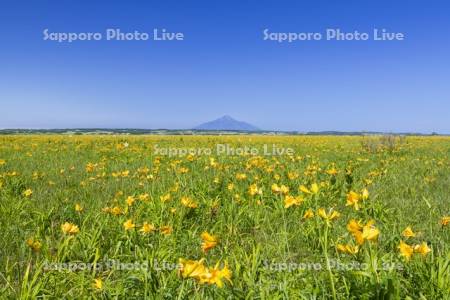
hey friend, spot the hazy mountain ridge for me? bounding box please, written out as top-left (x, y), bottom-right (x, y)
top-left (194, 115), bottom-right (260, 131)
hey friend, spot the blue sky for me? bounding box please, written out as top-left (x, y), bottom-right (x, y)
top-left (1, 0), bottom-right (449, 133)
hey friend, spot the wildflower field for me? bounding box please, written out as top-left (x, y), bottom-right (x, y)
top-left (0, 135), bottom-right (449, 299)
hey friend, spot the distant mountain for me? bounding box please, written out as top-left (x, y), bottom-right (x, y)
top-left (194, 115), bottom-right (260, 131)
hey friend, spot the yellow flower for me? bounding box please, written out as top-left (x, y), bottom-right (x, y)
top-left (318, 208), bottom-right (340, 222)
top-left (287, 171), bottom-right (299, 180)
top-left (346, 191), bottom-right (361, 210)
top-left (284, 195), bottom-right (304, 208)
top-left (123, 219), bottom-right (135, 231)
top-left (336, 244), bottom-right (359, 255)
top-left (26, 238), bottom-right (42, 252)
top-left (61, 222), bottom-right (79, 235)
top-left (85, 162), bottom-right (96, 172)
top-left (280, 185), bottom-right (290, 195)
top-left (402, 226), bottom-right (416, 238)
top-left (93, 278), bottom-right (103, 290)
top-left (326, 168), bottom-right (338, 175)
top-left (299, 185), bottom-right (311, 194)
top-left (0, 159), bottom-right (6, 165)
top-left (248, 183), bottom-right (262, 196)
top-left (23, 189), bottom-right (33, 197)
top-left (201, 231), bottom-right (219, 253)
top-left (140, 222), bottom-right (156, 234)
top-left (126, 196), bottom-right (135, 206)
top-left (414, 242), bottom-right (431, 257)
top-left (235, 173), bottom-right (247, 180)
top-left (199, 261), bottom-right (232, 288)
top-left (310, 183), bottom-right (319, 194)
top-left (398, 240), bottom-right (414, 260)
top-left (441, 216), bottom-right (450, 226)
top-left (160, 225), bottom-right (173, 235)
top-left (160, 193), bottom-right (171, 203)
top-left (300, 183), bottom-right (319, 195)
top-left (302, 208), bottom-right (314, 219)
top-left (111, 206), bottom-right (123, 216)
top-left (181, 196), bottom-right (198, 209)
top-left (347, 219), bottom-right (363, 234)
top-left (347, 219), bottom-right (379, 245)
top-left (227, 183), bottom-right (234, 191)
top-left (361, 188), bottom-right (369, 200)
top-left (361, 220), bottom-right (380, 242)
top-left (75, 203), bottom-right (83, 212)
top-left (138, 193), bottom-right (150, 201)
top-left (271, 183), bottom-right (281, 194)
top-left (179, 258), bottom-right (208, 279)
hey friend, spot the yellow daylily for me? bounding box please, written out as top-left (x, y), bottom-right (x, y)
top-left (181, 196), bottom-right (198, 208)
top-left (402, 226), bottom-right (416, 238)
top-left (61, 222), bottom-right (80, 235)
top-left (398, 240), bottom-right (414, 260)
top-left (248, 183), bottom-right (262, 196)
top-left (199, 261), bottom-right (232, 288)
top-left (26, 238), bottom-right (42, 252)
top-left (414, 242), bottom-right (431, 257)
top-left (160, 225), bottom-right (173, 235)
top-left (93, 278), bottom-right (103, 290)
top-left (318, 208), bottom-right (340, 222)
top-left (23, 189), bottom-right (33, 197)
top-left (284, 195), bottom-right (304, 208)
top-left (302, 208), bottom-right (314, 219)
top-left (336, 244), bottom-right (359, 255)
top-left (441, 216), bottom-right (450, 226)
top-left (75, 203), bottom-right (83, 212)
top-left (140, 222), bottom-right (156, 234)
top-left (123, 219), bottom-right (135, 231)
top-left (346, 191), bottom-right (361, 210)
top-left (201, 231), bottom-right (219, 253)
top-left (179, 258), bottom-right (208, 279)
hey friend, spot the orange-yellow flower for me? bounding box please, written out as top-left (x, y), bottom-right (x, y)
top-left (414, 242), bottom-right (431, 257)
top-left (23, 189), bottom-right (33, 197)
top-left (302, 208), bottom-right (314, 219)
top-left (361, 220), bottom-right (380, 242)
top-left (346, 191), bottom-right (361, 210)
top-left (361, 188), bottom-right (369, 200)
top-left (347, 219), bottom-right (379, 245)
top-left (402, 226), bottom-right (416, 238)
top-left (26, 238), bottom-right (42, 252)
top-left (179, 258), bottom-right (208, 279)
top-left (160, 193), bottom-right (171, 203)
top-left (126, 196), bottom-right (135, 206)
top-left (441, 216), bottom-right (450, 226)
top-left (181, 196), bottom-right (198, 209)
top-left (318, 208), bottom-right (340, 223)
top-left (248, 183), bottom-right (262, 196)
top-left (93, 278), bottom-right (103, 290)
top-left (75, 203), bottom-right (83, 212)
top-left (160, 225), bottom-right (173, 235)
top-left (201, 231), bottom-right (219, 253)
top-left (347, 219), bottom-right (363, 234)
top-left (199, 261), bottom-right (232, 288)
top-left (398, 240), bottom-right (414, 260)
top-left (140, 222), bottom-right (156, 234)
top-left (61, 222), bottom-right (79, 235)
top-left (123, 219), bottom-right (135, 231)
top-left (284, 195), bottom-right (304, 208)
top-left (336, 244), bottom-right (359, 255)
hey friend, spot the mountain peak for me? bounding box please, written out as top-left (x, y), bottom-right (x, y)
top-left (194, 116), bottom-right (260, 131)
top-left (218, 115), bottom-right (234, 121)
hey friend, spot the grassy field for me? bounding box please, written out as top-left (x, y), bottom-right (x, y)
top-left (0, 135), bottom-right (449, 299)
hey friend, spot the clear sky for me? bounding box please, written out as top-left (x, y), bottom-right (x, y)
top-left (1, 0), bottom-right (449, 133)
